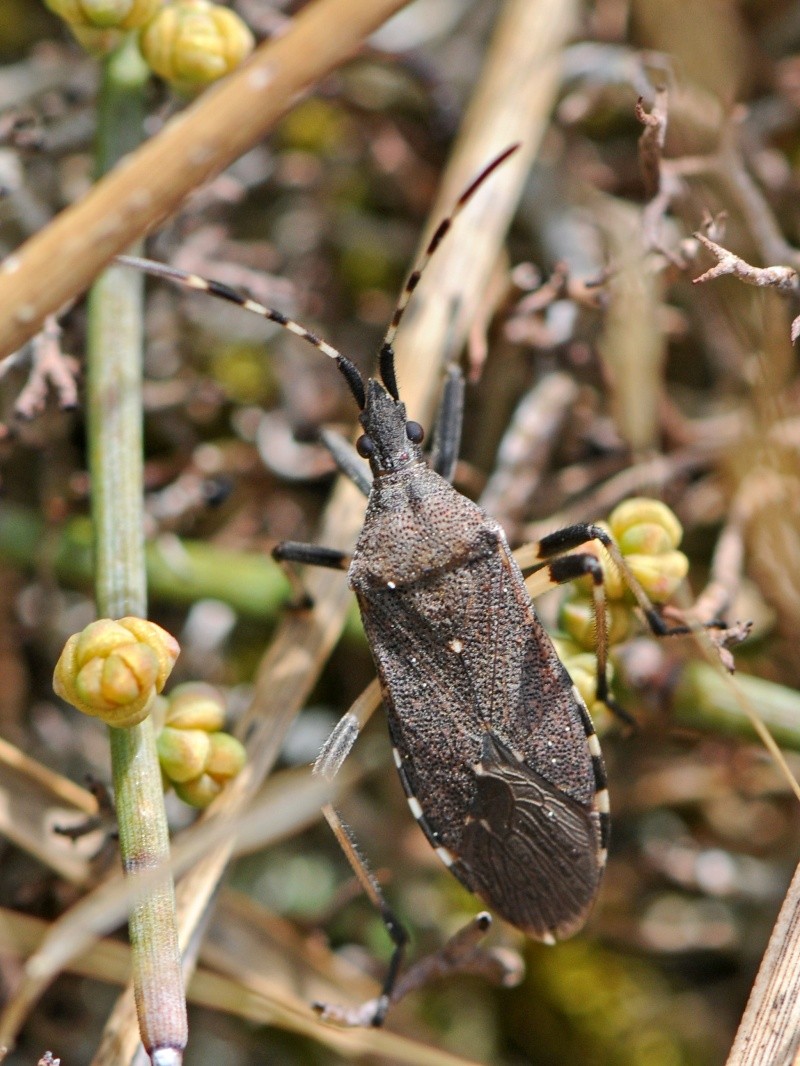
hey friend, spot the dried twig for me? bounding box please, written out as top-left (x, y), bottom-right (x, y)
top-left (14, 314), bottom-right (79, 419)
top-left (693, 233), bottom-right (799, 292)
top-left (636, 89), bottom-right (668, 200)
top-left (693, 232), bottom-right (800, 339)
top-left (0, 0), bottom-right (413, 358)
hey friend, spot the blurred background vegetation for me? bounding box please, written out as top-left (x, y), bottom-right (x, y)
top-left (1, 0), bottom-right (800, 1063)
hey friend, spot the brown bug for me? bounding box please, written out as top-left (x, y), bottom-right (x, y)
top-left (120, 145), bottom-right (698, 1024)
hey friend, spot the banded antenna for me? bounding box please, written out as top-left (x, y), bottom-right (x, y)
top-left (377, 143), bottom-right (519, 401)
top-left (115, 254), bottom-right (368, 409)
top-left (117, 143), bottom-right (520, 408)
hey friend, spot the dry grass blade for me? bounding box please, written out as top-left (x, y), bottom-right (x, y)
top-left (0, 910), bottom-right (483, 1066)
top-left (725, 859), bottom-right (800, 1065)
top-left (0, 738), bottom-right (98, 885)
top-left (0, 767), bottom-right (333, 1055)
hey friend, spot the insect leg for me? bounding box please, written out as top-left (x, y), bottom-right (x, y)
top-left (312, 679), bottom-right (409, 1027)
top-left (314, 804), bottom-right (409, 1026)
top-left (513, 520), bottom-right (701, 724)
top-left (316, 427), bottom-right (372, 497)
top-left (429, 364), bottom-right (465, 482)
top-left (528, 549), bottom-right (632, 725)
top-left (271, 542), bottom-right (351, 607)
top-left (516, 522), bottom-right (691, 637)
top-left (272, 429), bottom-right (371, 607)
top-left (313, 678), bottom-right (382, 780)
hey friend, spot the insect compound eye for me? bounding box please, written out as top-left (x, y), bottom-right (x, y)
top-left (356, 434), bottom-right (376, 458)
top-left (405, 421), bottom-right (425, 444)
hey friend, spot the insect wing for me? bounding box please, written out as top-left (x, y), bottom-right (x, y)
top-left (459, 731), bottom-right (601, 940)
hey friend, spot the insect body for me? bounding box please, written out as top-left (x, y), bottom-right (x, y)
top-left (121, 145), bottom-right (675, 1019)
top-left (350, 378), bottom-right (608, 941)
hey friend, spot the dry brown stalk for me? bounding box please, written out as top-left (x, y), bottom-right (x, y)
top-left (0, 0), bottom-right (412, 359)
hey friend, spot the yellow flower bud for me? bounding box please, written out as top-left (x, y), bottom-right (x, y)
top-left (140, 0), bottom-right (254, 92)
top-left (626, 550), bottom-right (689, 603)
top-left (205, 731), bottom-right (246, 780)
top-left (53, 617), bottom-right (180, 729)
top-left (609, 498), bottom-right (683, 553)
top-left (616, 522), bottom-right (674, 556)
top-left (45, 0), bottom-right (162, 29)
top-left (157, 725), bottom-right (210, 782)
top-left (559, 596), bottom-right (634, 651)
top-left (154, 682), bottom-right (246, 805)
top-left (173, 772), bottom-right (223, 807)
top-left (164, 681), bottom-right (226, 731)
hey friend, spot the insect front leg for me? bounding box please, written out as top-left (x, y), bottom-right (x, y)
top-left (317, 427), bottom-right (372, 497)
top-left (514, 518), bottom-right (703, 724)
top-left (271, 542), bottom-right (352, 607)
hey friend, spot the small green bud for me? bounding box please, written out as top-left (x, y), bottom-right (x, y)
top-left (157, 725), bottom-right (211, 782)
top-left (205, 731), bottom-right (246, 779)
top-left (173, 773), bottom-right (222, 807)
top-left (609, 498), bottom-right (683, 552)
top-left (155, 682), bottom-right (246, 806)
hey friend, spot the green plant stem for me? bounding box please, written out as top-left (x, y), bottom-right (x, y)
top-left (0, 504), bottom-right (288, 617)
top-left (87, 37), bottom-right (187, 1065)
top-left (0, 503), bottom-right (369, 641)
top-left (673, 661), bottom-right (800, 752)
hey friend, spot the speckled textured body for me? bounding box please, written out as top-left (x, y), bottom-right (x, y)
top-left (348, 437), bottom-right (607, 941)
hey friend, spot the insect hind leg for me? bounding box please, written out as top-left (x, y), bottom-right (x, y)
top-left (314, 802), bottom-right (410, 1027)
top-left (312, 678), bottom-right (407, 1026)
top-left (311, 679), bottom-right (511, 1025)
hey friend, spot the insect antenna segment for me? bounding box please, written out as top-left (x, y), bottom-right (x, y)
top-left (117, 143), bottom-right (519, 412)
top-left (376, 142), bottom-right (520, 401)
top-left (115, 254), bottom-right (368, 409)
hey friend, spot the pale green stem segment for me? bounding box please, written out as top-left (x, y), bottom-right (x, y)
top-left (86, 36), bottom-right (187, 1063)
top-left (674, 662), bottom-right (800, 752)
